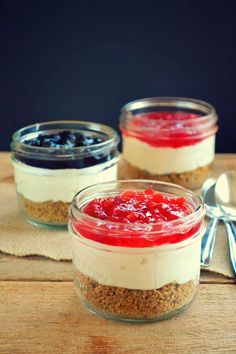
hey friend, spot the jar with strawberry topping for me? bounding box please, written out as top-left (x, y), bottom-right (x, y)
top-left (69, 180), bottom-right (205, 322)
top-left (120, 97), bottom-right (218, 189)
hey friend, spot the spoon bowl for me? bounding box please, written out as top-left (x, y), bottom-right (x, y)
top-left (215, 171), bottom-right (236, 219)
top-left (202, 179), bottom-right (225, 219)
top-left (214, 171), bottom-right (236, 277)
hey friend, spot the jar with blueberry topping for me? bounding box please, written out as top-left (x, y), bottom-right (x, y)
top-left (11, 121), bottom-right (120, 228)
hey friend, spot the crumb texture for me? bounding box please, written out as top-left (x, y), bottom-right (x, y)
top-left (19, 194), bottom-right (69, 224)
top-left (123, 160), bottom-right (212, 189)
top-left (76, 271), bottom-right (198, 320)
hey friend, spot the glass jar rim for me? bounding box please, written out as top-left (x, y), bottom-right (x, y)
top-left (119, 97), bottom-right (218, 141)
top-left (70, 179), bottom-right (205, 233)
top-left (120, 96), bottom-right (217, 122)
top-left (69, 221), bottom-right (205, 252)
top-left (11, 120), bottom-right (120, 160)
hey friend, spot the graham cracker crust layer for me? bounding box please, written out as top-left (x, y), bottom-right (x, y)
top-left (19, 194), bottom-right (70, 225)
top-left (75, 271), bottom-right (198, 320)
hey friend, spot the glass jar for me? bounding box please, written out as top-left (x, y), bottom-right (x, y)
top-left (120, 97), bottom-right (218, 189)
top-left (11, 120), bottom-right (120, 228)
top-left (69, 180), bottom-right (205, 322)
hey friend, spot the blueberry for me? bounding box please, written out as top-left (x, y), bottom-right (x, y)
top-left (50, 142), bottom-right (58, 148)
top-left (57, 131), bottom-right (68, 145)
top-left (41, 139), bottom-right (53, 148)
top-left (74, 133), bottom-right (85, 146)
top-left (23, 130), bottom-right (105, 149)
top-left (95, 137), bottom-right (103, 144)
top-left (51, 134), bottom-right (61, 143)
top-left (82, 137), bottom-right (94, 145)
top-left (67, 132), bottom-right (77, 143)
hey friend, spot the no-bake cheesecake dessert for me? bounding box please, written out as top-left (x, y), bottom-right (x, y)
top-left (69, 180), bottom-right (205, 322)
top-left (11, 121), bottom-right (119, 227)
top-left (120, 97), bottom-right (218, 189)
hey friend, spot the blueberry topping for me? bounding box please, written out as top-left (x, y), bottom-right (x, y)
top-left (17, 130), bottom-right (116, 169)
top-left (24, 131), bottom-right (105, 149)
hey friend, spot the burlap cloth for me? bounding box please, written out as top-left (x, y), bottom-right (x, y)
top-left (0, 183), bottom-right (234, 278)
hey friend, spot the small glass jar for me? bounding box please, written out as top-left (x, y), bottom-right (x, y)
top-left (120, 97), bottom-right (218, 189)
top-left (11, 121), bottom-right (120, 228)
top-left (69, 180), bottom-right (205, 322)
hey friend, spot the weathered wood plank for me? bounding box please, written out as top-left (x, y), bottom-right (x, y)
top-left (0, 281), bottom-right (235, 354)
top-left (0, 253), bottom-right (73, 281)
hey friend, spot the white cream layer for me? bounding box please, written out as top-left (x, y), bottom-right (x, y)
top-left (122, 135), bottom-right (215, 175)
top-left (13, 157), bottom-right (118, 202)
top-left (72, 234), bottom-right (201, 290)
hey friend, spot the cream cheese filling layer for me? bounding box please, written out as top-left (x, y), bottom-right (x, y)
top-left (122, 135), bottom-right (215, 175)
top-left (13, 157), bottom-right (119, 202)
top-left (72, 235), bottom-right (201, 290)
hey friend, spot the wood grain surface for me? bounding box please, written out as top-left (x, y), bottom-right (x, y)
top-left (0, 152), bottom-right (236, 354)
top-left (1, 282), bottom-right (235, 354)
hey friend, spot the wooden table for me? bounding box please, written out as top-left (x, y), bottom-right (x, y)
top-left (0, 152), bottom-right (235, 354)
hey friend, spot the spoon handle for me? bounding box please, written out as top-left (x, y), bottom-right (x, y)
top-left (201, 217), bottom-right (218, 267)
top-left (225, 221), bottom-right (236, 277)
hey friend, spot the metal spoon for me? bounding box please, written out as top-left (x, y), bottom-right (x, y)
top-left (215, 171), bottom-right (236, 277)
top-left (201, 178), bottom-right (221, 267)
top-left (215, 171), bottom-right (236, 218)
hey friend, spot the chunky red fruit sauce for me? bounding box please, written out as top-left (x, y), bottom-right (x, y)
top-left (83, 189), bottom-right (192, 223)
top-left (73, 189), bottom-right (201, 247)
top-left (121, 111), bottom-right (212, 148)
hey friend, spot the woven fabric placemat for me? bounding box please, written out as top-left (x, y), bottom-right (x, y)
top-left (0, 183), bottom-right (234, 278)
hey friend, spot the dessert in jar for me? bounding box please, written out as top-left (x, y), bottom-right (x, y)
top-left (120, 97), bottom-right (218, 189)
top-left (69, 180), bottom-right (205, 322)
top-left (11, 121), bottom-right (119, 228)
